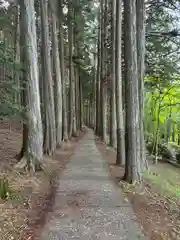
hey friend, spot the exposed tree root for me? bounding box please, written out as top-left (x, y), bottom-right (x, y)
top-left (72, 131), bottom-right (79, 137)
top-left (59, 139), bottom-right (71, 150)
top-left (14, 148), bottom-right (24, 161)
top-left (14, 157), bottom-right (47, 173)
top-left (14, 157), bottom-right (28, 170)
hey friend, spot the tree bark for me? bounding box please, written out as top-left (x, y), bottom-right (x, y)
top-left (92, 52), bottom-right (96, 130)
top-left (95, 8), bottom-right (101, 136)
top-left (40, 0), bottom-right (56, 154)
top-left (172, 123), bottom-right (175, 142)
top-left (115, 0), bottom-right (125, 165)
top-left (51, 9), bottom-right (63, 146)
top-left (59, 0), bottom-right (68, 141)
top-left (123, 0), bottom-right (142, 183)
top-left (17, 0), bottom-right (43, 171)
top-left (109, 0), bottom-right (117, 148)
top-left (68, 0), bottom-right (77, 138)
top-left (100, 0), bottom-right (107, 142)
top-left (136, 0), bottom-right (148, 169)
top-left (79, 74), bottom-right (83, 130)
top-left (13, 5), bottom-right (20, 104)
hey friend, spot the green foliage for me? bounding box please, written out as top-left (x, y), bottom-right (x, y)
top-left (143, 165), bottom-right (180, 197)
top-left (145, 0), bottom-right (180, 144)
top-left (0, 39), bottom-right (23, 119)
top-left (146, 1), bottom-right (180, 78)
top-left (0, 177), bottom-right (12, 200)
top-left (0, 177), bottom-right (20, 201)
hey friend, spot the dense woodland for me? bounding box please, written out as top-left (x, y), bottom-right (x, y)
top-left (1, 0), bottom-right (180, 185)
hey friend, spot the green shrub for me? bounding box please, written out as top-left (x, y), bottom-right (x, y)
top-left (0, 177), bottom-right (12, 200)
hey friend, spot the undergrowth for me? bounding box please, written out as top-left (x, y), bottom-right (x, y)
top-left (0, 177), bottom-right (19, 200)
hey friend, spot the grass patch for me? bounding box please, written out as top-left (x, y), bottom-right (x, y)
top-left (0, 177), bottom-right (22, 202)
top-left (143, 163), bottom-right (180, 198)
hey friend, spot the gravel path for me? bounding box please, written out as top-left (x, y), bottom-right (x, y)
top-left (41, 130), bottom-right (147, 240)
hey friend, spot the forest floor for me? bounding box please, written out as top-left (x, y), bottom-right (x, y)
top-left (96, 137), bottom-right (180, 240)
top-left (0, 120), bottom-right (87, 240)
top-left (1, 122), bottom-right (180, 240)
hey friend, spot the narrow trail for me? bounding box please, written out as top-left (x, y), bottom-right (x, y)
top-left (40, 130), bottom-right (146, 240)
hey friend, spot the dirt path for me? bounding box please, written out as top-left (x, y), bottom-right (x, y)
top-left (40, 130), bottom-right (146, 240)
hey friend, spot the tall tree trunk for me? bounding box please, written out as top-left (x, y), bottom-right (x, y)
top-left (68, 0), bottom-right (77, 137)
top-left (16, 0), bottom-right (43, 172)
top-left (92, 52), bottom-right (96, 130)
top-left (177, 120), bottom-right (180, 145)
top-left (88, 98), bottom-right (91, 127)
top-left (123, 0), bottom-right (141, 183)
top-left (172, 123), bottom-right (175, 142)
top-left (178, 135), bottom-right (180, 145)
top-left (13, 5), bottom-right (20, 104)
top-left (109, 0), bottom-right (117, 148)
top-left (51, 8), bottom-right (62, 146)
top-left (68, 1), bottom-right (73, 137)
top-left (35, 2), bottom-right (44, 128)
top-left (95, 8), bottom-right (101, 136)
top-left (100, 0), bottom-right (107, 142)
top-left (16, 59), bottom-right (28, 161)
top-left (79, 74), bottom-right (83, 130)
top-left (74, 68), bottom-right (78, 129)
top-left (40, 0), bottom-right (56, 155)
top-left (73, 2), bottom-right (81, 133)
top-left (59, 0), bottom-right (68, 141)
top-left (136, 0), bottom-right (148, 169)
top-left (115, 0), bottom-right (125, 165)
